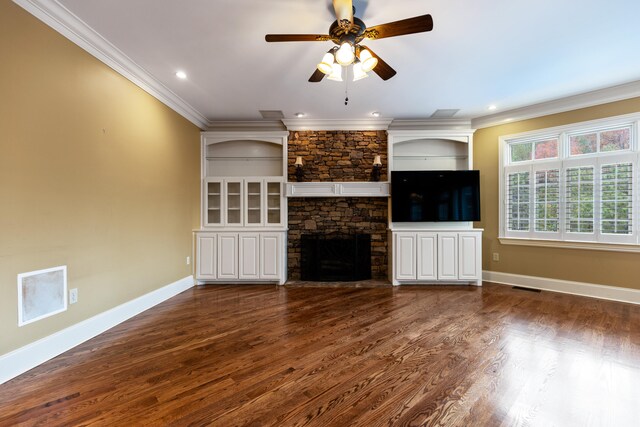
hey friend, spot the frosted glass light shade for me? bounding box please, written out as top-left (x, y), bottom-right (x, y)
top-left (335, 42), bottom-right (355, 65)
top-left (328, 62), bottom-right (343, 81)
top-left (359, 48), bottom-right (378, 72)
top-left (352, 62), bottom-right (368, 81)
top-left (317, 52), bottom-right (335, 74)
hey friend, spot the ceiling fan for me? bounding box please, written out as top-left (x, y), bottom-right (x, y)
top-left (265, 0), bottom-right (433, 82)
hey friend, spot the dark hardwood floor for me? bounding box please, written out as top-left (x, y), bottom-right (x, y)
top-left (1, 282), bottom-right (640, 426)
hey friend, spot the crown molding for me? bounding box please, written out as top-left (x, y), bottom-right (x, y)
top-left (205, 120), bottom-right (287, 132)
top-left (471, 80), bottom-right (640, 129)
top-left (13, 0), bottom-right (209, 130)
top-left (387, 129), bottom-right (476, 138)
top-left (389, 119), bottom-right (473, 130)
top-left (282, 118), bottom-right (393, 131)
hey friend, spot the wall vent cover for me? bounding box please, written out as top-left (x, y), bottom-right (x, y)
top-left (259, 110), bottom-right (285, 119)
top-left (430, 109), bottom-right (460, 118)
top-left (17, 266), bottom-right (67, 326)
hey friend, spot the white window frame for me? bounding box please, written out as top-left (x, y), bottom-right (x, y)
top-left (596, 153), bottom-right (637, 244)
top-left (563, 156), bottom-right (597, 242)
top-left (532, 160), bottom-right (562, 239)
top-left (499, 112), bottom-right (640, 252)
top-left (504, 164), bottom-right (532, 238)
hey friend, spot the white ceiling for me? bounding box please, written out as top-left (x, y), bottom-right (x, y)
top-left (51, 0), bottom-right (640, 124)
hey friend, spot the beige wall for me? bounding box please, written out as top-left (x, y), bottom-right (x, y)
top-left (474, 97), bottom-right (640, 290)
top-left (0, 2), bottom-right (201, 354)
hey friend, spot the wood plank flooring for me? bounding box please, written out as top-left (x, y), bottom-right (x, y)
top-left (1, 282), bottom-right (640, 426)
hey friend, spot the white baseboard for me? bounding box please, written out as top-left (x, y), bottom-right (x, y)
top-left (0, 275), bottom-right (194, 385)
top-left (483, 270), bottom-right (640, 305)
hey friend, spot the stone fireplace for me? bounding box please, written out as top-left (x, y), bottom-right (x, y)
top-left (287, 130), bottom-right (388, 280)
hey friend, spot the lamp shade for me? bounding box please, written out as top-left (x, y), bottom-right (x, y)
top-left (359, 48), bottom-right (378, 72)
top-left (317, 52), bottom-right (335, 75)
top-left (352, 61), bottom-right (368, 81)
top-left (335, 42), bottom-right (355, 65)
top-left (327, 62), bottom-right (343, 81)
top-left (373, 155), bottom-right (382, 166)
top-left (295, 156), bottom-right (303, 166)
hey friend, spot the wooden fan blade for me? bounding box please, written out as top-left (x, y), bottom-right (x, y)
top-left (364, 14), bottom-right (433, 40)
top-left (309, 68), bottom-right (326, 83)
top-left (360, 45), bottom-right (396, 80)
top-left (332, 0), bottom-right (353, 28)
top-left (265, 34), bottom-right (331, 42)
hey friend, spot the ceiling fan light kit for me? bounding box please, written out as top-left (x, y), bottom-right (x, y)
top-left (265, 0), bottom-right (433, 83)
top-left (335, 42), bottom-right (355, 65)
top-left (317, 51), bottom-right (336, 74)
top-left (352, 60), bottom-right (368, 81)
top-left (358, 48), bottom-right (378, 73)
top-left (327, 62), bottom-right (343, 82)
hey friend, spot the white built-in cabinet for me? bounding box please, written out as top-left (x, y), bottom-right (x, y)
top-left (391, 230), bottom-right (482, 286)
top-left (195, 131), bottom-right (288, 285)
top-left (197, 232), bottom-right (286, 284)
top-left (204, 178), bottom-right (284, 227)
top-left (388, 129), bottom-right (483, 286)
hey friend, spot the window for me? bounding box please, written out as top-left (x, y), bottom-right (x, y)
top-left (507, 171), bottom-right (530, 231)
top-left (501, 114), bottom-right (639, 247)
top-left (565, 166), bottom-right (595, 234)
top-left (510, 138), bottom-right (559, 162)
top-left (600, 163), bottom-right (632, 234)
top-left (534, 169), bottom-right (559, 232)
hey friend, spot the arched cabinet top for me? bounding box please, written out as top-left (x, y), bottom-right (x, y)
top-left (202, 131), bottom-right (288, 146)
top-left (387, 129), bottom-right (475, 145)
top-left (388, 129), bottom-right (476, 171)
top-left (201, 131), bottom-right (288, 178)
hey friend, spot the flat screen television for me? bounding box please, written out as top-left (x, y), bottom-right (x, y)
top-left (391, 170), bottom-right (481, 222)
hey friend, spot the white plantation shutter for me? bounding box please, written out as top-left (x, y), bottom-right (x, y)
top-left (600, 163), bottom-right (632, 234)
top-left (505, 165), bottom-right (531, 237)
top-left (560, 154), bottom-right (636, 243)
top-left (564, 163), bottom-right (595, 239)
top-left (598, 153), bottom-right (636, 244)
top-left (533, 163), bottom-right (560, 238)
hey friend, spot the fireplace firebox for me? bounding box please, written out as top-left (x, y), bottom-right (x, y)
top-left (300, 234), bottom-right (372, 281)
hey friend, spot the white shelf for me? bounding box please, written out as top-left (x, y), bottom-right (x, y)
top-left (285, 182), bottom-right (390, 198)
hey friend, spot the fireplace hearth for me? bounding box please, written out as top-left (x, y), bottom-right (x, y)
top-left (301, 234), bottom-right (372, 281)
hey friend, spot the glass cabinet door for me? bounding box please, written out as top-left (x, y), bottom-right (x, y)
top-left (266, 181), bottom-right (283, 225)
top-left (226, 180), bottom-right (243, 225)
top-left (206, 180), bottom-right (222, 226)
top-left (245, 181), bottom-right (263, 225)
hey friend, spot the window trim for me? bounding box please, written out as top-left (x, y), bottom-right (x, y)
top-left (499, 112), bottom-right (640, 251)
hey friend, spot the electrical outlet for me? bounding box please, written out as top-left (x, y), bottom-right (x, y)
top-left (69, 288), bottom-right (78, 304)
top-left (186, 256), bottom-right (190, 265)
top-left (492, 252), bottom-right (500, 262)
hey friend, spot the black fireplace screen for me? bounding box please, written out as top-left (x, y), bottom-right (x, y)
top-left (300, 234), bottom-right (372, 281)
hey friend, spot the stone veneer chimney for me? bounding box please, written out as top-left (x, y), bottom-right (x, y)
top-left (287, 130), bottom-right (388, 280)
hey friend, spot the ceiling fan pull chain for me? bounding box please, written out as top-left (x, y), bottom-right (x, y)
top-left (344, 68), bottom-right (349, 106)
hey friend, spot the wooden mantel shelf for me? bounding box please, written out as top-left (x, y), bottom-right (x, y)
top-left (285, 182), bottom-right (390, 198)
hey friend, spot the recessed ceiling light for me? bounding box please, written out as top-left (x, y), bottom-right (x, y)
top-left (175, 71), bottom-right (187, 79)
top-left (371, 111), bottom-right (381, 117)
top-left (488, 105), bottom-right (497, 111)
top-left (295, 112), bottom-right (305, 118)
top-left (504, 118), bottom-right (513, 122)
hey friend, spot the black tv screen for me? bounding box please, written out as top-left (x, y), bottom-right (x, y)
top-left (391, 170), bottom-right (481, 222)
